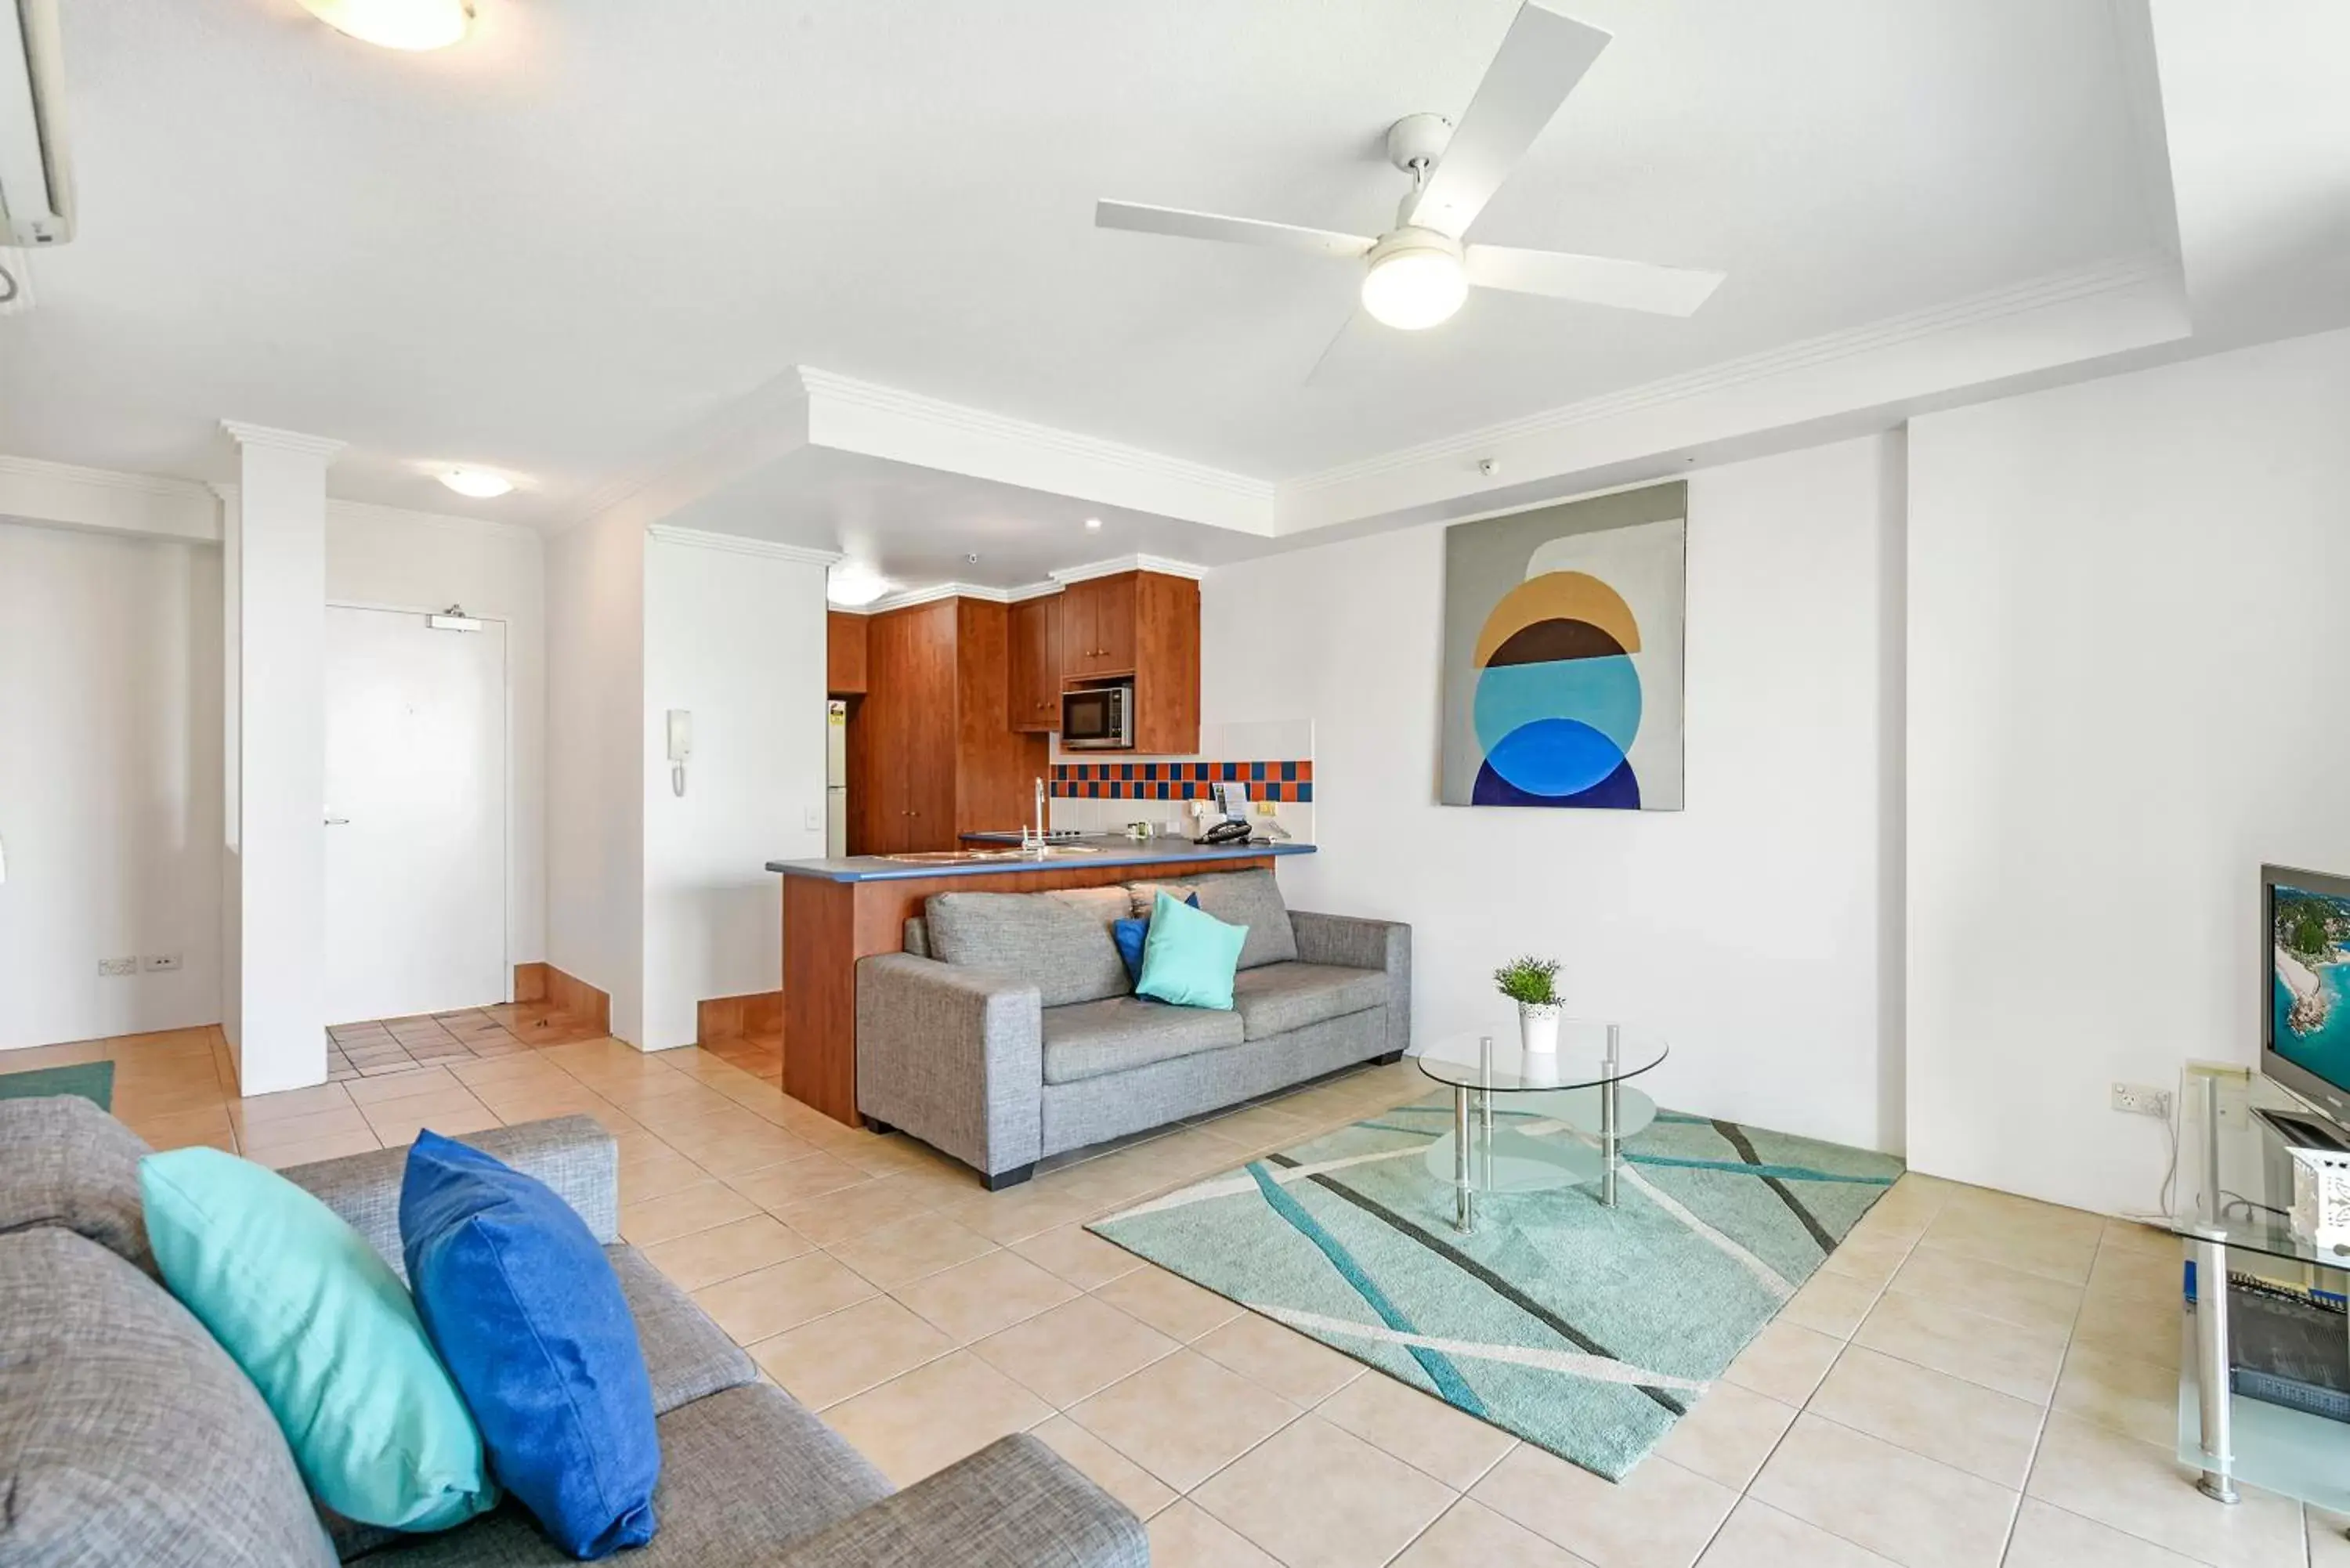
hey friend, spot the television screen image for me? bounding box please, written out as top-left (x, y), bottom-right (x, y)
top-left (2272, 881), bottom-right (2350, 1093)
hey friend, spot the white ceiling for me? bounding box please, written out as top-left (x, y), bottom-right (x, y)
top-left (0, 0), bottom-right (2171, 551)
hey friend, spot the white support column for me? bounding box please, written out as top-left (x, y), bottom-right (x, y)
top-left (219, 421), bottom-right (343, 1096)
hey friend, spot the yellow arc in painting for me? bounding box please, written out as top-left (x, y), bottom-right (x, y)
top-left (1471, 572), bottom-right (1642, 667)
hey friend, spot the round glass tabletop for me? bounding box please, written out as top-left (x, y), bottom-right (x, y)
top-left (1412, 1019), bottom-right (1668, 1093)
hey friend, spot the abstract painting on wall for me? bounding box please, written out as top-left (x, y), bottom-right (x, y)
top-left (1438, 482), bottom-right (1685, 810)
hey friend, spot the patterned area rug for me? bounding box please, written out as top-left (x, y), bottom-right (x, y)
top-left (0, 1060), bottom-right (114, 1110)
top-left (1089, 1091), bottom-right (1902, 1480)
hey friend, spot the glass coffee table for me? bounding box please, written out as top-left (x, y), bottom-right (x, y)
top-left (1413, 1021), bottom-right (1668, 1232)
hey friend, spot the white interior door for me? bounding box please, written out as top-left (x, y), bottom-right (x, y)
top-left (324, 607), bottom-right (506, 1024)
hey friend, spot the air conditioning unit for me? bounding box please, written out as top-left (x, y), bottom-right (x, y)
top-left (0, 0), bottom-right (70, 247)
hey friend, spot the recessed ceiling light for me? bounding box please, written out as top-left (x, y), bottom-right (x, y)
top-left (438, 468), bottom-right (513, 498)
top-left (295, 0), bottom-right (475, 51)
top-left (1083, 517), bottom-right (1103, 531)
top-left (826, 565), bottom-right (892, 608)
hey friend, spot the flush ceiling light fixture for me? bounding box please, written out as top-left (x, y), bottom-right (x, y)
top-left (295, 0), bottom-right (475, 51)
top-left (826, 565), bottom-right (892, 608)
top-left (1359, 232), bottom-right (1469, 331)
top-left (1083, 517), bottom-right (1104, 531)
top-left (438, 468), bottom-right (513, 498)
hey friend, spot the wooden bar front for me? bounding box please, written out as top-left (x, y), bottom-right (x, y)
top-left (779, 856), bottom-right (1277, 1125)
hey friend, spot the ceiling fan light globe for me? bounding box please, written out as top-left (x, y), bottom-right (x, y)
top-left (296, 0), bottom-right (474, 51)
top-left (1361, 247), bottom-right (1467, 331)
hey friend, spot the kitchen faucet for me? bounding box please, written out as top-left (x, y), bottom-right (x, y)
top-left (1025, 776), bottom-right (1048, 852)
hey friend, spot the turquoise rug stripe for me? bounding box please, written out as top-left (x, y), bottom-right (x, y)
top-left (1089, 1090), bottom-right (1904, 1481)
top-left (0, 1060), bottom-right (114, 1110)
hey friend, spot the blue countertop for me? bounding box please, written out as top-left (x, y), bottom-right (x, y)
top-left (767, 834), bottom-right (1315, 883)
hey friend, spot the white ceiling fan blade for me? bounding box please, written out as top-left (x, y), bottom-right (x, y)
top-left (1303, 309), bottom-right (1366, 388)
top-left (1403, 2), bottom-right (1611, 237)
top-left (1465, 244), bottom-right (1725, 316)
top-left (1094, 201), bottom-right (1376, 261)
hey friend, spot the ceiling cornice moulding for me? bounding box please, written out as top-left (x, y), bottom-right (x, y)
top-left (1004, 580), bottom-right (1061, 602)
top-left (645, 523), bottom-right (842, 565)
top-left (1047, 553), bottom-right (1207, 585)
top-left (0, 452), bottom-right (219, 542)
top-left (219, 420), bottom-right (348, 461)
top-left (866, 580), bottom-right (1010, 612)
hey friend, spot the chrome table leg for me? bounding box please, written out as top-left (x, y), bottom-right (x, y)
top-left (1454, 1083), bottom-right (1473, 1234)
top-left (1600, 1075), bottom-right (1620, 1207)
top-left (2189, 1230), bottom-right (2237, 1503)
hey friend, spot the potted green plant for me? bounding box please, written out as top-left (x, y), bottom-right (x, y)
top-left (1494, 955), bottom-right (1563, 1057)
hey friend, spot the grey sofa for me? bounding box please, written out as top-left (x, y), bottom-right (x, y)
top-left (856, 868), bottom-right (1411, 1188)
top-left (0, 1094), bottom-right (1145, 1567)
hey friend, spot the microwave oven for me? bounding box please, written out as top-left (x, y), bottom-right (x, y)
top-left (1061, 683), bottom-right (1133, 750)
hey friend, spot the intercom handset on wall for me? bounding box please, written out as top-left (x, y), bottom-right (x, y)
top-left (667, 710), bottom-right (692, 797)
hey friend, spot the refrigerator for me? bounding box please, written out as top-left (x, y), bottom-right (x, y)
top-left (826, 700), bottom-right (849, 857)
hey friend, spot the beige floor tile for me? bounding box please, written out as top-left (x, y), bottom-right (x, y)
top-left (1090, 1264), bottom-right (1245, 1342)
top-left (1652, 1382), bottom-right (1799, 1492)
top-left (1851, 1290), bottom-right (2067, 1404)
top-left (971, 1294), bottom-right (1178, 1408)
top-left (1011, 1223), bottom-right (1147, 1289)
top-left (123, 1104), bottom-right (237, 1149)
top-left (1147, 1500), bottom-right (1282, 1568)
top-left (2070, 1288), bottom-right (2181, 1371)
top-left (2099, 1219), bottom-right (2178, 1259)
top-left (618, 1180), bottom-right (759, 1247)
top-left (2087, 1244), bottom-right (2185, 1302)
top-left (1470, 1443), bottom-right (1736, 1568)
top-left (2052, 1341), bottom-right (2178, 1447)
top-left (825, 1212), bottom-right (997, 1290)
top-left (891, 1248), bottom-right (1079, 1343)
top-left (725, 1152), bottom-right (872, 1210)
top-left (2312, 1507), bottom-right (2350, 1567)
top-left (1806, 1345), bottom-right (2044, 1490)
top-left (1194, 1415), bottom-right (1457, 1568)
top-left (1914, 1197), bottom-right (2100, 1287)
top-left (235, 1103), bottom-right (375, 1151)
top-left (366, 1103), bottom-right (503, 1147)
top-left (1027, 1415), bottom-right (1180, 1522)
top-left (1191, 1311), bottom-right (1367, 1407)
top-left (747, 1295), bottom-right (951, 1409)
top-left (1721, 1319), bottom-right (1843, 1406)
top-left (643, 1213), bottom-right (811, 1292)
top-left (1392, 1499), bottom-right (1597, 1568)
top-left (250, 1128), bottom-right (384, 1168)
top-left (1314, 1369), bottom-right (1518, 1492)
top-left (690, 1248), bottom-right (871, 1344)
top-left (943, 1184), bottom-right (1108, 1246)
top-left (2026, 1413), bottom-right (2305, 1568)
top-left (1885, 1243), bottom-right (2083, 1335)
top-left (681, 1124), bottom-right (815, 1178)
top-left (341, 1066), bottom-right (462, 1107)
top-left (771, 1175), bottom-right (938, 1246)
top-left (237, 1082), bottom-right (356, 1124)
top-left (1067, 1349), bottom-right (1300, 1491)
top-left (2001, 1498), bottom-right (2205, 1568)
top-left (1694, 1498), bottom-right (1900, 1567)
top-left (616, 1148), bottom-right (707, 1205)
top-left (821, 1351), bottom-right (1050, 1487)
top-left (1780, 1267), bottom-right (1884, 1339)
top-left (1748, 1414), bottom-right (2016, 1568)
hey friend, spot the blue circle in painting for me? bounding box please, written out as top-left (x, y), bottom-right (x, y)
top-left (1483, 717), bottom-right (1626, 798)
top-left (1472, 655), bottom-right (1643, 759)
top-left (1473, 755), bottom-right (1643, 809)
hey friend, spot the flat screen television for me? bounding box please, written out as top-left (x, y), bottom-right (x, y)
top-left (2265, 864), bottom-right (2350, 1127)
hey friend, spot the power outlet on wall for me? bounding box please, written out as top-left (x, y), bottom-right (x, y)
top-left (2111, 1082), bottom-right (2172, 1119)
top-left (142, 953), bottom-right (182, 973)
top-left (96, 956), bottom-right (137, 978)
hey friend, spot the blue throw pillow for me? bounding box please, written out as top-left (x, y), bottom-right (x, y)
top-left (1136, 890), bottom-right (1248, 1009)
top-left (1113, 891), bottom-right (1199, 982)
top-left (400, 1132), bottom-right (659, 1559)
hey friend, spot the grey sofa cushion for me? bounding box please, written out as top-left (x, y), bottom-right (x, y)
top-left (1041, 995), bottom-right (1246, 1086)
top-left (0, 1093), bottom-right (160, 1279)
top-left (279, 1115), bottom-right (618, 1284)
top-left (608, 1243), bottom-right (757, 1414)
top-left (926, 891), bottom-right (1130, 1007)
top-left (1230, 962), bottom-right (1390, 1041)
top-left (0, 1227), bottom-right (337, 1567)
top-left (1126, 869), bottom-right (1299, 970)
top-left (356, 1383), bottom-right (891, 1565)
top-left (770, 1434), bottom-right (1148, 1568)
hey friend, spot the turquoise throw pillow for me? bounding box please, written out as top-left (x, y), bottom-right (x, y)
top-left (139, 1147), bottom-right (496, 1532)
top-left (1136, 890), bottom-right (1247, 1009)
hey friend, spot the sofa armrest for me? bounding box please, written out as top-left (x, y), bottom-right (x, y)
top-left (768, 1435), bottom-right (1147, 1568)
top-left (856, 952), bottom-right (1044, 1180)
top-left (277, 1115), bottom-right (618, 1284)
top-left (1289, 910), bottom-right (1412, 1057)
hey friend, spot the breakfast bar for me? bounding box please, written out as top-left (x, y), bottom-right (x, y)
top-left (766, 836), bottom-right (1318, 1124)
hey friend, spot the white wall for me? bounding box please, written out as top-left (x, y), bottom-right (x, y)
top-left (1907, 327), bottom-right (2350, 1216)
top-left (0, 522), bottom-right (223, 1050)
top-left (640, 536), bottom-right (830, 1050)
top-left (546, 510), bottom-right (647, 1042)
top-left (1202, 436), bottom-right (1907, 1153)
top-left (325, 501), bottom-right (548, 967)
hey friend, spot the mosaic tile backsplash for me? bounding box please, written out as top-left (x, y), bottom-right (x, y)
top-left (1053, 760), bottom-right (1314, 803)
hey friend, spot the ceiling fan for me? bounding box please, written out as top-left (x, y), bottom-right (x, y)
top-left (1095, 2), bottom-right (1723, 338)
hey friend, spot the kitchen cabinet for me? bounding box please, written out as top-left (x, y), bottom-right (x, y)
top-left (826, 611), bottom-right (869, 695)
top-left (1053, 570), bottom-right (1198, 754)
top-left (1006, 595), bottom-right (1059, 733)
top-left (853, 598), bottom-right (1044, 853)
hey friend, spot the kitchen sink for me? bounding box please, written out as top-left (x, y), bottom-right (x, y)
top-left (877, 843), bottom-right (1107, 865)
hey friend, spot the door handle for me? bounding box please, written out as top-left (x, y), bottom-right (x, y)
top-left (325, 816), bottom-right (350, 826)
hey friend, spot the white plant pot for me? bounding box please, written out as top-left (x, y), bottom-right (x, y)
top-left (1518, 1003), bottom-right (1561, 1057)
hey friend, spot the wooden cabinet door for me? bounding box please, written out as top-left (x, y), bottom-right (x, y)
top-left (1055, 580), bottom-right (1095, 679)
top-left (1007, 596), bottom-right (1058, 732)
top-left (1093, 574), bottom-right (1137, 674)
top-left (900, 603), bottom-right (958, 848)
top-left (859, 612), bottom-right (910, 853)
top-left (826, 611), bottom-right (869, 695)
